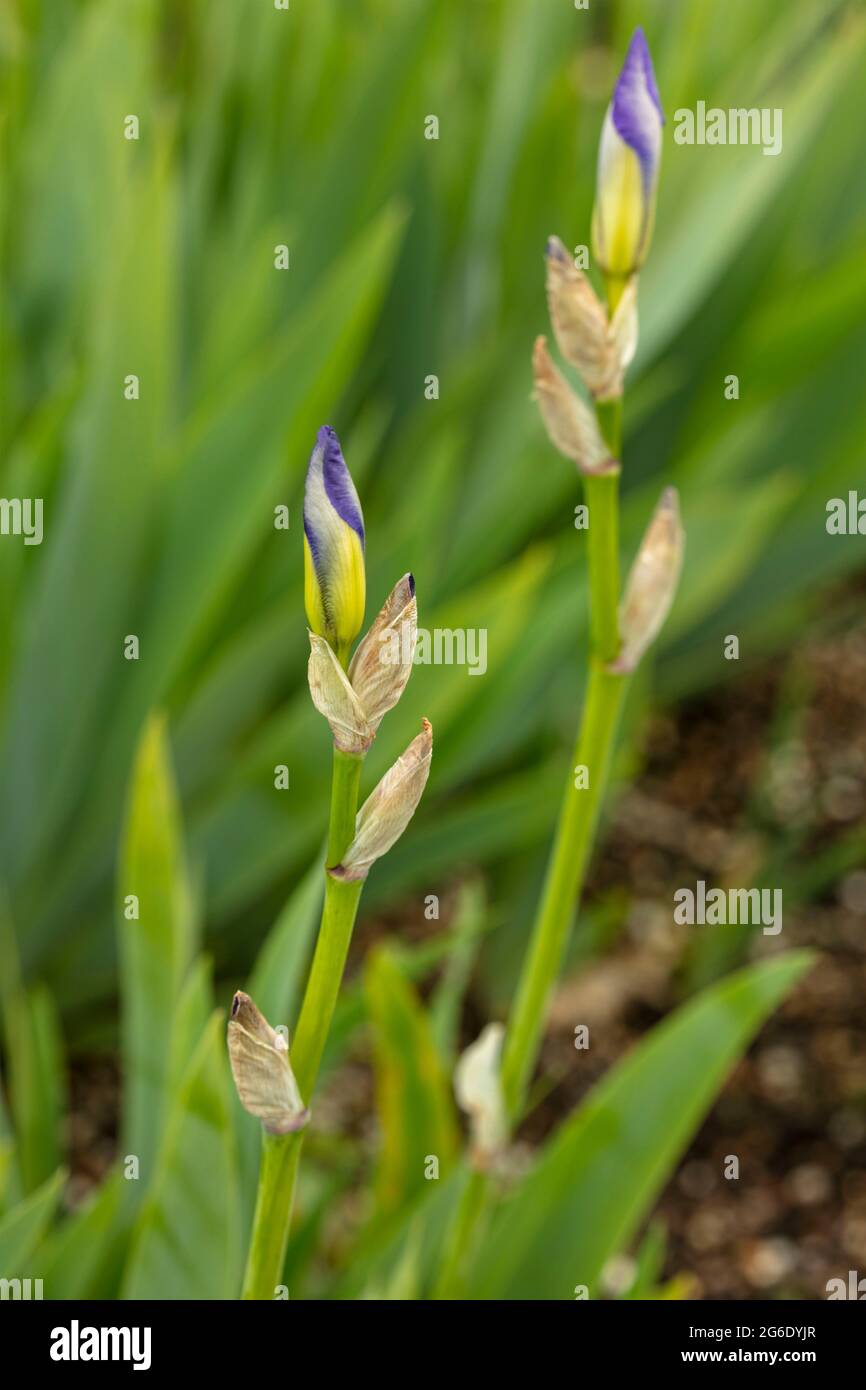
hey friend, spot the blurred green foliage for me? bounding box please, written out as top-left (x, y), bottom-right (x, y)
top-left (0, 0), bottom-right (864, 1298)
top-left (2, 0), bottom-right (865, 1010)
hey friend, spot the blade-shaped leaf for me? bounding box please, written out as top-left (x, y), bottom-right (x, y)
top-left (121, 1011), bottom-right (240, 1300)
top-left (365, 948), bottom-right (459, 1216)
top-left (2, 983), bottom-right (65, 1196)
top-left (39, 1169), bottom-right (126, 1300)
top-left (118, 714), bottom-right (196, 1184)
top-left (0, 1167), bottom-right (65, 1278)
top-left (469, 952), bottom-right (813, 1299)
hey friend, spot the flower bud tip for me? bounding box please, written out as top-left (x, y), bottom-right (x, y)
top-left (591, 27), bottom-right (663, 280)
top-left (304, 425), bottom-right (366, 653)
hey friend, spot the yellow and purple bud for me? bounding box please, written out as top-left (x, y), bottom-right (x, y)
top-left (591, 27), bottom-right (664, 287)
top-left (303, 425), bottom-right (366, 663)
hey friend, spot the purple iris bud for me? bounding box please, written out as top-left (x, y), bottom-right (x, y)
top-left (303, 426), bottom-right (366, 659)
top-left (591, 27), bottom-right (664, 281)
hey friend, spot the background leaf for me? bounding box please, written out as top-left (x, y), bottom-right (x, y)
top-left (364, 948), bottom-right (460, 1216)
top-left (121, 1011), bottom-right (240, 1301)
top-left (0, 1167), bottom-right (65, 1279)
top-left (117, 714), bottom-right (196, 1185)
top-left (468, 952), bottom-right (813, 1299)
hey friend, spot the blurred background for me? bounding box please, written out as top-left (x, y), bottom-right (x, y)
top-left (1, 0), bottom-right (866, 1299)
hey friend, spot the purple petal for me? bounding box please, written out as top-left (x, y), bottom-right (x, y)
top-left (611, 27), bottom-right (664, 186)
top-left (304, 426), bottom-right (365, 566)
top-left (318, 426), bottom-right (365, 542)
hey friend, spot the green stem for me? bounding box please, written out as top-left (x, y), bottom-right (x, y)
top-left (501, 661), bottom-right (626, 1120)
top-left (241, 1132), bottom-right (302, 1299)
top-left (241, 746), bottom-right (363, 1299)
top-left (586, 393), bottom-right (622, 666)
top-left (292, 750), bottom-right (364, 1097)
top-left (584, 471), bottom-right (620, 666)
top-left (434, 278), bottom-right (631, 1282)
top-left (500, 392), bottom-right (623, 1117)
top-left (595, 395), bottom-right (623, 457)
top-left (440, 665), bottom-right (628, 1280)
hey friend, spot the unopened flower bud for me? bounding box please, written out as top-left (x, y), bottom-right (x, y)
top-left (612, 486), bottom-right (684, 674)
top-left (329, 720), bottom-right (432, 882)
top-left (348, 573), bottom-right (417, 731)
top-left (228, 991), bottom-right (309, 1135)
top-left (591, 27), bottom-right (664, 287)
top-left (304, 426), bottom-right (366, 662)
top-left (545, 236), bottom-right (638, 400)
top-left (454, 1023), bottom-right (507, 1170)
top-left (532, 336), bottom-right (615, 476)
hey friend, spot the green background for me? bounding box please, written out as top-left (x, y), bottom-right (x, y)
top-left (0, 0), bottom-right (864, 1300)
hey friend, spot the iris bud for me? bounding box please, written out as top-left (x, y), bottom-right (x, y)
top-left (591, 27), bottom-right (664, 289)
top-left (303, 426), bottom-right (366, 663)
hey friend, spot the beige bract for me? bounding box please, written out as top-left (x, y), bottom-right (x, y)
top-left (532, 336), bottom-right (615, 477)
top-left (228, 992), bottom-right (309, 1135)
top-left (613, 486), bottom-right (684, 673)
top-left (454, 1022), bottom-right (508, 1169)
top-left (330, 720), bottom-right (433, 882)
top-left (308, 574), bottom-right (417, 755)
top-left (545, 235), bottom-right (638, 401)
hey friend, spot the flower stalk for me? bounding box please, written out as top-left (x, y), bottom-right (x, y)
top-left (437, 32), bottom-right (679, 1291)
top-left (291, 749), bottom-right (365, 1097)
top-left (584, 471), bottom-right (621, 666)
top-left (240, 748), bottom-right (363, 1300)
top-left (502, 277), bottom-right (630, 1126)
top-left (501, 661), bottom-right (626, 1118)
top-left (502, 24), bottom-right (673, 1129)
top-left (236, 427), bottom-right (430, 1299)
